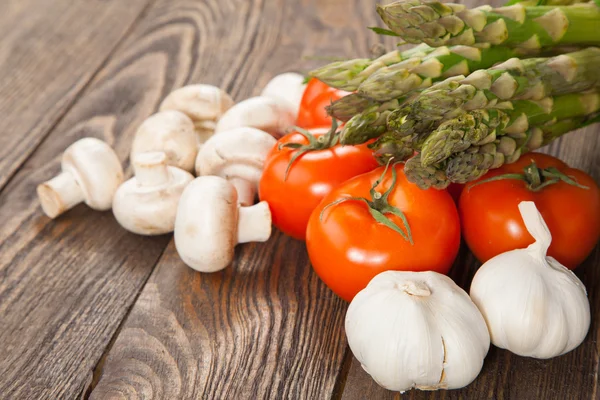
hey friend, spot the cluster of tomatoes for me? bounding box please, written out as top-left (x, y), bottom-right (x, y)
top-left (259, 79), bottom-right (600, 302)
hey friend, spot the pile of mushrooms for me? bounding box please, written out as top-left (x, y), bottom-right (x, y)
top-left (37, 74), bottom-right (307, 272)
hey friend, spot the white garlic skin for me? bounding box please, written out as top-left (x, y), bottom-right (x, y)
top-left (470, 247), bottom-right (590, 359)
top-left (345, 270), bottom-right (490, 393)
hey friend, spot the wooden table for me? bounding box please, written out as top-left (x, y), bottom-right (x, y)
top-left (0, 0), bottom-right (598, 399)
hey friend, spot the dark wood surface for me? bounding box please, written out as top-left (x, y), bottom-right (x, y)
top-left (0, 0), bottom-right (598, 399)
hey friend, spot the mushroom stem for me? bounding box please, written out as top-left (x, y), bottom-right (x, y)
top-left (237, 201), bottom-right (272, 243)
top-left (133, 152), bottom-right (170, 186)
top-left (230, 177), bottom-right (257, 206)
top-left (37, 171), bottom-right (85, 218)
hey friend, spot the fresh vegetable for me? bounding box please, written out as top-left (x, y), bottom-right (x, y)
top-left (470, 201), bottom-right (591, 358)
top-left (159, 84), bottom-right (234, 144)
top-left (306, 163), bottom-right (460, 302)
top-left (357, 46), bottom-right (522, 102)
top-left (309, 44), bottom-right (435, 91)
top-left (311, 44), bottom-right (520, 100)
top-left (459, 153), bottom-right (600, 269)
top-left (389, 48), bottom-right (600, 131)
top-left (403, 113), bottom-right (599, 189)
top-left (174, 176), bottom-right (272, 272)
top-left (419, 90), bottom-right (600, 166)
top-left (346, 270), bottom-right (490, 392)
top-left (37, 138), bottom-right (124, 219)
top-left (259, 125), bottom-right (379, 240)
top-left (113, 152), bottom-right (193, 235)
top-left (377, 1), bottom-right (600, 49)
top-left (260, 72), bottom-right (307, 119)
top-left (215, 96), bottom-right (295, 137)
top-left (131, 110), bottom-right (198, 173)
top-left (296, 78), bottom-right (349, 129)
top-left (195, 127), bottom-right (277, 206)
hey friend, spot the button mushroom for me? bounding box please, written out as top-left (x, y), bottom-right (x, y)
top-left (112, 152), bottom-right (194, 235)
top-left (159, 84), bottom-right (235, 144)
top-left (174, 176), bottom-right (272, 273)
top-left (214, 96), bottom-right (295, 138)
top-left (260, 72), bottom-right (307, 119)
top-left (195, 127), bottom-right (277, 206)
top-left (37, 137), bottom-right (124, 219)
top-left (130, 110), bottom-right (198, 173)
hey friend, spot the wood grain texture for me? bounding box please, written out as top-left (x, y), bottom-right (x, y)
top-left (89, 0), bottom-right (391, 398)
top-left (0, 0), bottom-right (152, 191)
top-left (0, 0), bottom-right (220, 397)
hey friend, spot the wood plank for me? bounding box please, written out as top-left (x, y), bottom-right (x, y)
top-left (89, 0), bottom-right (392, 398)
top-left (0, 0), bottom-right (249, 397)
top-left (0, 0), bottom-right (152, 191)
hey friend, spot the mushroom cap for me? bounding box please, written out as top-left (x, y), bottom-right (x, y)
top-left (159, 84), bottom-right (234, 131)
top-left (214, 96), bottom-right (295, 137)
top-left (61, 137), bottom-right (123, 210)
top-left (174, 176), bottom-right (239, 272)
top-left (260, 72), bottom-right (307, 118)
top-left (131, 110), bottom-right (198, 172)
top-left (195, 127), bottom-right (277, 185)
top-left (112, 155), bottom-right (194, 235)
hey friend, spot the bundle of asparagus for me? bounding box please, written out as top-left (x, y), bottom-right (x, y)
top-left (309, 0), bottom-right (600, 189)
top-left (376, 0), bottom-right (600, 48)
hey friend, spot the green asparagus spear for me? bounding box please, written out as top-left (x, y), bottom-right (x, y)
top-left (390, 47), bottom-right (600, 132)
top-left (377, 0), bottom-right (600, 49)
top-left (326, 95), bottom-right (409, 144)
top-left (405, 113), bottom-right (599, 189)
top-left (357, 45), bottom-right (520, 101)
top-left (310, 44), bottom-right (435, 91)
top-left (420, 90), bottom-right (600, 165)
top-left (506, 0), bottom-right (590, 7)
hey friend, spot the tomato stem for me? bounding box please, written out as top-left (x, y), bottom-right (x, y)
top-left (281, 119), bottom-right (341, 181)
top-left (470, 160), bottom-right (590, 192)
top-left (319, 159), bottom-right (414, 244)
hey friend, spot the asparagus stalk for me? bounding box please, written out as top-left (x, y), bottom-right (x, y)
top-left (404, 113), bottom-right (599, 189)
top-left (506, 0), bottom-right (590, 7)
top-left (310, 44), bottom-right (435, 91)
top-left (389, 47), bottom-right (600, 134)
top-left (377, 1), bottom-right (600, 49)
top-left (420, 90), bottom-right (600, 165)
top-left (357, 45), bottom-right (521, 101)
top-left (312, 44), bottom-right (521, 97)
top-left (326, 94), bottom-right (409, 144)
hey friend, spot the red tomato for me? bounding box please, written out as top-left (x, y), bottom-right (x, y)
top-left (296, 78), bottom-right (349, 129)
top-left (259, 129), bottom-right (379, 241)
top-left (306, 164), bottom-right (461, 302)
top-left (460, 153), bottom-right (600, 269)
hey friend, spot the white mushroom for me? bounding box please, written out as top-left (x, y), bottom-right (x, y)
top-left (112, 152), bottom-right (194, 235)
top-left (130, 110), bottom-right (198, 173)
top-left (214, 96), bottom-right (295, 138)
top-left (37, 137), bottom-right (124, 219)
top-left (195, 127), bottom-right (276, 206)
top-left (260, 72), bottom-right (307, 119)
top-left (159, 84), bottom-right (234, 144)
top-left (174, 176), bottom-right (272, 272)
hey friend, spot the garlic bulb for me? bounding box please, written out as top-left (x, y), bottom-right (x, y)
top-left (470, 201), bottom-right (591, 359)
top-left (345, 270), bottom-right (490, 393)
